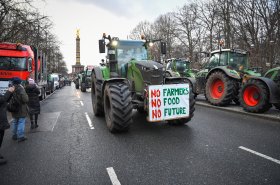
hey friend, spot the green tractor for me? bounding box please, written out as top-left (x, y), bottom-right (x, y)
top-left (91, 34), bottom-right (195, 132)
top-left (194, 48), bottom-right (261, 106)
top-left (79, 65), bottom-right (94, 92)
top-left (165, 58), bottom-right (196, 78)
top-left (239, 67), bottom-right (280, 113)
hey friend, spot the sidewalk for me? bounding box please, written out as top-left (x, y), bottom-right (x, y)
top-left (195, 95), bottom-right (280, 122)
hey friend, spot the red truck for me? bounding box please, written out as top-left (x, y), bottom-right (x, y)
top-left (0, 42), bottom-right (48, 99)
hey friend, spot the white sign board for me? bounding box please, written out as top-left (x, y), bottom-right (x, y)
top-left (148, 84), bottom-right (190, 122)
top-left (0, 81), bottom-right (9, 95)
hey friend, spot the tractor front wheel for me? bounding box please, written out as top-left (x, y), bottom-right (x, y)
top-left (233, 81), bottom-right (240, 105)
top-left (75, 83), bottom-right (79, 89)
top-left (206, 71), bottom-right (234, 106)
top-left (239, 79), bottom-right (271, 113)
top-left (104, 82), bottom-right (133, 132)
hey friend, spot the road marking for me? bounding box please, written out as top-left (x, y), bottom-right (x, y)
top-left (85, 112), bottom-right (94, 129)
top-left (80, 101), bottom-right (84, 106)
top-left (52, 112), bottom-right (61, 132)
top-left (106, 167), bottom-right (121, 185)
top-left (239, 146), bottom-right (280, 165)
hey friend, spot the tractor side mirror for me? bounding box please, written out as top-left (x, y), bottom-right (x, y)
top-left (161, 42), bottom-right (166, 55)
top-left (99, 39), bottom-right (106, 53)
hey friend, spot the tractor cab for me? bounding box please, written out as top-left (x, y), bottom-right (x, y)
top-left (166, 58), bottom-right (194, 77)
top-left (99, 35), bottom-right (166, 91)
top-left (206, 49), bottom-right (261, 77)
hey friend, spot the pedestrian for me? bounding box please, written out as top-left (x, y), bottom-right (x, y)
top-left (0, 85), bottom-right (15, 165)
top-left (10, 77), bottom-right (29, 142)
top-left (25, 78), bottom-right (40, 129)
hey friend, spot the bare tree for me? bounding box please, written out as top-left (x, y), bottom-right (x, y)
top-left (0, 0), bottom-right (68, 74)
top-left (173, 3), bottom-right (200, 64)
top-left (129, 21), bottom-right (153, 40)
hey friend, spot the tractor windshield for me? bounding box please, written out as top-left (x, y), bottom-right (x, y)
top-left (116, 41), bottom-right (148, 67)
top-left (0, 57), bottom-right (27, 71)
top-left (208, 52), bottom-right (228, 68)
top-left (175, 60), bottom-right (189, 73)
top-left (228, 52), bottom-right (248, 71)
top-left (86, 70), bottom-right (92, 76)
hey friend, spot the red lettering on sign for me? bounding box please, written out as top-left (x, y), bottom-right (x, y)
top-left (152, 109), bottom-right (162, 119)
top-left (151, 99), bottom-right (161, 108)
top-left (151, 89), bottom-right (160, 98)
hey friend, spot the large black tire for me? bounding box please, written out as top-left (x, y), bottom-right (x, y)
top-left (233, 80), bottom-right (240, 105)
top-left (75, 83), bottom-right (79, 89)
top-left (239, 79), bottom-right (271, 113)
top-left (205, 71), bottom-right (234, 106)
top-left (166, 79), bottom-right (195, 125)
top-left (274, 104), bottom-right (280, 111)
top-left (81, 83), bottom-right (86, 92)
top-left (104, 82), bottom-right (133, 132)
top-left (91, 72), bottom-right (104, 116)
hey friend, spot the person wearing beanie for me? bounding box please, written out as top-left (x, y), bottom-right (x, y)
top-left (10, 77), bottom-right (29, 142)
top-left (25, 78), bottom-right (40, 129)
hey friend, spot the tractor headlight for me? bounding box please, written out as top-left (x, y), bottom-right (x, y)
top-left (148, 42), bottom-right (154, 47)
top-left (112, 40), bottom-right (118, 47)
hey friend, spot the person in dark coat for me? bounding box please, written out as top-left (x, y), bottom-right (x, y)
top-left (11, 77), bottom-right (29, 142)
top-left (0, 85), bottom-right (15, 165)
top-left (25, 78), bottom-right (40, 129)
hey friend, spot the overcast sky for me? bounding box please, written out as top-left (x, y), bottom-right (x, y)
top-left (35, 0), bottom-right (188, 72)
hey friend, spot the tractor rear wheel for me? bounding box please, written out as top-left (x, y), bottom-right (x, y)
top-left (206, 71), bottom-right (234, 106)
top-left (104, 82), bottom-right (133, 132)
top-left (239, 79), bottom-right (271, 113)
top-left (92, 72), bottom-right (104, 116)
top-left (166, 79), bottom-right (195, 125)
top-left (81, 83), bottom-right (86, 92)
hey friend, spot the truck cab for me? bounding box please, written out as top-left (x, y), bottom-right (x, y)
top-left (0, 43), bottom-right (48, 99)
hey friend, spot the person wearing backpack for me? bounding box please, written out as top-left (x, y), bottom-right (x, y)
top-left (25, 78), bottom-right (40, 129)
top-left (10, 77), bottom-right (29, 142)
top-left (0, 85), bottom-right (15, 165)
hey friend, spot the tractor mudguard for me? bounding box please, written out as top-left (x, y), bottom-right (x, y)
top-left (207, 66), bottom-right (241, 80)
top-left (92, 67), bottom-right (104, 81)
top-left (165, 70), bottom-right (180, 77)
top-left (251, 77), bottom-right (280, 104)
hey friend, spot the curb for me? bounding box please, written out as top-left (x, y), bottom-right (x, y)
top-left (196, 101), bottom-right (280, 122)
top-left (41, 90), bottom-right (56, 102)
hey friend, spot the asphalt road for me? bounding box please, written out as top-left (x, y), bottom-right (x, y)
top-left (0, 84), bottom-right (279, 185)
